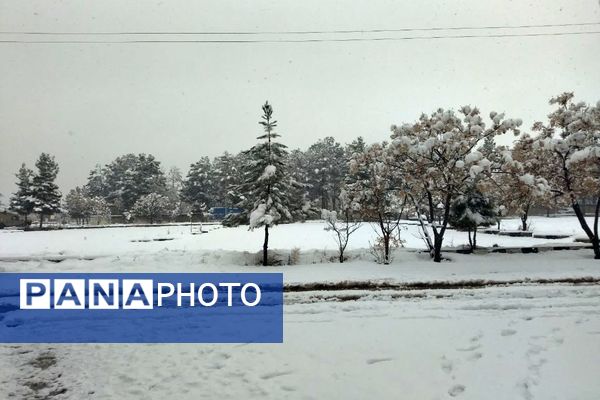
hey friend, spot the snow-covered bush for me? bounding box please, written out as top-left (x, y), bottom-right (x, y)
top-left (288, 247), bottom-right (301, 265)
top-left (369, 233), bottom-right (404, 264)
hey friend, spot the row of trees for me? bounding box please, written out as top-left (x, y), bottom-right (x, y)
top-left (61, 132), bottom-right (362, 225)
top-left (8, 137), bottom-right (361, 229)
top-left (325, 93), bottom-right (599, 263)
top-left (9, 93), bottom-right (599, 265)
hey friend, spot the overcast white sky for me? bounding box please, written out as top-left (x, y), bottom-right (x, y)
top-left (0, 0), bottom-right (599, 200)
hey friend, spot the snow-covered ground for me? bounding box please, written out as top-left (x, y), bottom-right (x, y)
top-left (1, 216), bottom-right (599, 399)
top-left (2, 283), bottom-right (599, 400)
top-left (0, 216), bottom-right (592, 260)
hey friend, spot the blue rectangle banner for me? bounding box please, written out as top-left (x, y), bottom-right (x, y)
top-left (0, 273), bottom-right (283, 343)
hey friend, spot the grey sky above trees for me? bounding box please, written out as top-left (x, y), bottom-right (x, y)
top-left (1, 0), bottom-right (599, 198)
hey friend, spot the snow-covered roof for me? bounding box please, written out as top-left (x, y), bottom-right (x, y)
top-left (0, 208), bottom-right (18, 215)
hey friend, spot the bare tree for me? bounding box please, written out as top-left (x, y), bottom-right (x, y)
top-left (322, 190), bottom-right (361, 263)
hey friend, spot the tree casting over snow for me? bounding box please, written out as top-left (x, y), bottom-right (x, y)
top-left (388, 106), bottom-right (522, 262)
top-left (322, 189), bottom-right (362, 263)
top-left (241, 101), bottom-right (293, 266)
top-left (496, 135), bottom-right (552, 231)
top-left (9, 163), bottom-right (35, 224)
top-left (64, 187), bottom-right (111, 225)
top-left (31, 153), bottom-right (62, 228)
top-left (85, 153), bottom-right (167, 214)
top-left (132, 193), bottom-right (171, 224)
top-left (348, 142), bottom-right (405, 264)
top-left (528, 93), bottom-right (600, 259)
top-left (449, 187), bottom-right (497, 251)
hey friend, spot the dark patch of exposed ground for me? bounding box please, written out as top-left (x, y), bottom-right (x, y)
top-left (284, 276), bottom-right (600, 292)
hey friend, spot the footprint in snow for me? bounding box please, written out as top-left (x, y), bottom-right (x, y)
top-left (366, 357), bottom-right (393, 365)
top-left (457, 333), bottom-right (483, 352)
top-left (457, 343), bottom-right (481, 352)
top-left (501, 329), bottom-right (517, 336)
top-left (260, 370), bottom-right (293, 380)
top-left (440, 357), bottom-right (453, 374)
top-left (448, 384), bottom-right (466, 397)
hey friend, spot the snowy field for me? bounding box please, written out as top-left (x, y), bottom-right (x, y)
top-left (0, 216), bottom-right (593, 260)
top-left (1, 216), bottom-right (599, 399)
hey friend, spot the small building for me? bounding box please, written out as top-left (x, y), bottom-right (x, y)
top-left (0, 208), bottom-right (22, 228)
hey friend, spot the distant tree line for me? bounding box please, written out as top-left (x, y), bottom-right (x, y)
top-left (52, 128), bottom-right (366, 228)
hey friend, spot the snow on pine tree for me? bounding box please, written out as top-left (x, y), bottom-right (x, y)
top-left (9, 163), bottom-right (35, 224)
top-left (212, 151), bottom-right (244, 208)
top-left (388, 106), bottom-right (522, 262)
top-left (529, 93), bottom-right (600, 259)
top-left (88, 154), bottom-right (167, 214)
top-left (243, 101), bottom-right (293, 266)
top-left (31, 153), bottom-right (62, 228)
top-left (305, 137), bottom-right (347, 210)
top-left (287, 149), bottom-right (319, 221)
top-left (181, 156), bottom-right (214, 217)
top-left (449, 187), bottom-right (497, 251)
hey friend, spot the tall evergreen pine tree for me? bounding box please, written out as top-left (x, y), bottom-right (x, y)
top-left (181, 156), bottom-right (214, 216)
top-left (242, 101), bottom-right (292, 266)
top-left (31, 153), bottom-right (61, 228)
top-left (9, 163), bottom-right (35, 223)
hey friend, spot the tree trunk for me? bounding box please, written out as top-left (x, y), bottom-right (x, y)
top-left (383, 232), bottom-right (390, 265)
top-left (339, 249), bottom-right (344, 263)
top-left (432, 198), bottom-right (451, 263)
top-left (521, 207), bottom-right (529, 232)
top-left (593, 197), bottom-right (600, 260)
top-left (39, 214), bottom-right (43, 229)
top-left (592, 237), bottom-right (600, 260)
top-left (570, 200), bottom-right (600, 259)
top-left (467, 228), bottom-right (473, 251)
top-left (572, 201), bottom-right (594, 240)
top-left (433, 233), bottom-right (443, 262)
top-left (473, 228), bottom-right (477, 250)
top-left (263, 225), bottom-right (269, 266)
